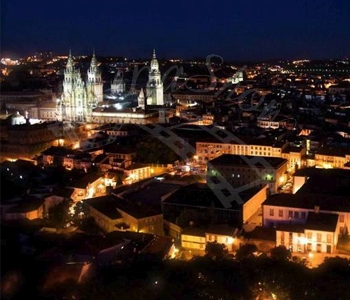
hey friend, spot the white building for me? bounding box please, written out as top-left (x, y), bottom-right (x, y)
top-left (262, 193), bottom-right (349, 254)
top-left (275, 212), bottom-right (340, 254)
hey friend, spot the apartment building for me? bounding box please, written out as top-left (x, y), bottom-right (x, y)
top-left (196, 136), bottom-right (295, 170)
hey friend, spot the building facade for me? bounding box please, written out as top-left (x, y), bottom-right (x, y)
top-left (207, 154), bottom-right (288, 194)
top-left (61, 51), bottom-right (102, 122)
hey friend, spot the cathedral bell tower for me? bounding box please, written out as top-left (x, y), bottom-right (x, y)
top-left (138, 88), bottom-right (145, 110)
top-left (86, 50), bottom-right (103, 109)
top-left (146, 49), bottom-right (164, 106)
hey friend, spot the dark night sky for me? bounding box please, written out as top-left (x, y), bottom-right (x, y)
top-left (1, 0), bottom-right (350, 61)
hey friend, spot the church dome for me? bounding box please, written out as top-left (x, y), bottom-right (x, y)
top-left (11, 111), bottom-right (26, 125)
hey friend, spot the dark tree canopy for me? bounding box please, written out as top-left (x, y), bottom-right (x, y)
top-left (235, 243), bottom-right (258, 260)
top-left (270, 246), bottom-right (292, 261)
top-left (205, 241), bottom-right (228, 260)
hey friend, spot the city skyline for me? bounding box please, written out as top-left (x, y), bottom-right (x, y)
top-left (1, 0), bottom-right (350, 61)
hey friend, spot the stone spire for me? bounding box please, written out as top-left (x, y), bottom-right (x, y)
top-left (66, 48), bottom-right (74, 69)
top-left (150, 48), bottom-right (159, 72)
top-left (90, 49), bottom-right (97, 68)
top-left (138, 88), bottom-right (145, 110)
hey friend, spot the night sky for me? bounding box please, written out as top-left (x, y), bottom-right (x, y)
top-left (1, 0), bottom-right (350, 61)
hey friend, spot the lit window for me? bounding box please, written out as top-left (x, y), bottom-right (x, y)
top-left (307, 232), bottom-right (312, 240)
top-left (317, 233), bottom-right (322, 243)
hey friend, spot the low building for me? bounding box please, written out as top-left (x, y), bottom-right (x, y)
top-left (84, 180), bottom-right (182, 235)
top-left (124, 163), bottom-right (151, 184)
top-left (68, 173), bottom-right (105, 201)
top-left (84, 194), bottom-right (164, 235)
top-left (207, 154), bottom-right (288, 193)
top-left (196, 136), bottom-right (288, 166)
top-left (181, 225), bottom-right (239, 253)
top-left (314, 146), bottom-right (350, 169)
top-left (275, 212), bottom-right (340, 254)
top-left (162, 183), bottom-right (269, 237)
top-left (1, 121), bottom-right (63, 161)
top-left (1, 197), bottom-right (45, 221)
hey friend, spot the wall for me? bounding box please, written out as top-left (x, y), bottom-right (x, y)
top-left (243, 185), bottom-right (268, 223)
top-left (87, 205), bottom-right (122, 232)
top-left (181, 234), bottom-right (206, 250)
top-left (276, 230), bottom-right (337, 254)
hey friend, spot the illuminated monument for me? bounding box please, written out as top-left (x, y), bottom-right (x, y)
top-left (61, 50), bottom-right (103, 122)
top-left (60, 49), bottom-right (170, 124)
top-left (146, 49), bottom-right (164, 106)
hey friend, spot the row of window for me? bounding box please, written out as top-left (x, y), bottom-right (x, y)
top-left (270, 209), bottom-right (345, 223)
top-left (281, 232), bottom-right (332, 244)
top-left (270, 209), bottom-right (307, 219)
top-left (197, 144), bottom-right (282, 153)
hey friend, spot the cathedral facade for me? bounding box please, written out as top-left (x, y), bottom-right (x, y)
top-left (60, 49), bottom-right (166, 124)
top-left (61, 51), bottom-right (103, 122)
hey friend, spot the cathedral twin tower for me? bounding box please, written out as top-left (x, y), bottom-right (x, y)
top-left (61, 49), bottom-right (164, 123)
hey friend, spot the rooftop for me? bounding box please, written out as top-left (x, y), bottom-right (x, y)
top-left (209, 154), bottom-right (287, 169)
top-left (115, 197), bottom-right (163, 219)
top-left (294, 167), bottom-right (350, 178)
top-left (245, 226), bottom-right (277, 241)
top-left (41, 146), bottom-right (75, 157)
top-left (125, 163), bottom-right (149, 170)
top-left (84, 195), bottom-right (122, 220)
top-left (140, 235), bottom-right (174, 259)
top-left (275, 223), bottom-right (305, 233)
top-left (263, 193), bottom-right (350, 213)
top-left (294, 168), bottom-right (350, 196)
top-left (305, 212), bottom-right (339, 232)
top-left (68, 172), bottom-right (103, 189)
top-left (163, 182), bottom-right (265, 210)
top-left (282, 146), bottom-right (305, 154)
top-left (50, 187), bottom-right (74, 199)
top-left (182, 227), bottom-right (206, 237)
top-left (315, 146), bottom-right (350, 157)
top-left (6, 198), bottom-right (44, 214)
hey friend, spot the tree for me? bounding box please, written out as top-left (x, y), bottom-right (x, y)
top-left (270, 246), bottom-right (291, 261)
top-left (337, 226), bottom-right (350, 253)
top-left (47, 200), bottom-right (70, 228)
top-left (205, 241), bottom-right (228, 260)
top-left (235, 243), bottom-right (257, 260)
top-left (135, 136), bottom-right (181, 164)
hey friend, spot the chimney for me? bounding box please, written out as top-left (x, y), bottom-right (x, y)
top-left (314, 205), bottom-right (320, 214)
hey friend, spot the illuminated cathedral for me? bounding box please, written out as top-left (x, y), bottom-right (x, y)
top-left (60, 50), bottom-right (103, 122)
top-left (60, 49), bottom-right (167, 124)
